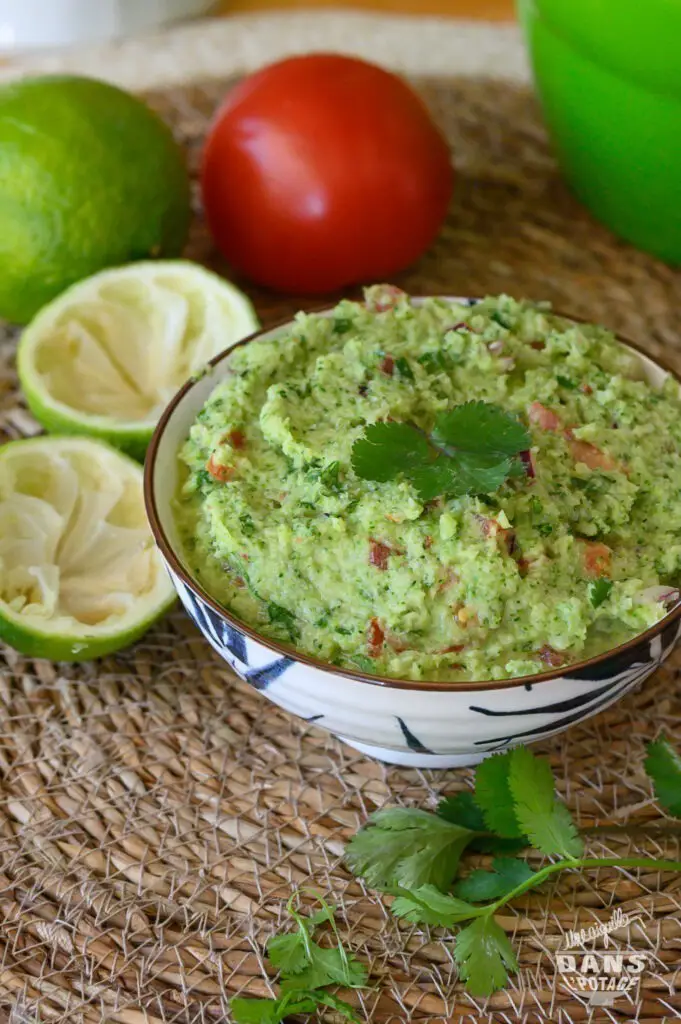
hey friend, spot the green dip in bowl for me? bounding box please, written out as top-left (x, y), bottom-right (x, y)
top-left (174, 289), bottom-right (681, 684)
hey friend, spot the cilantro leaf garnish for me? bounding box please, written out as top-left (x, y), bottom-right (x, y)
top-left (453, 857), bottom-right (536, 902)
top-left (474, 752), bottom-right (526, 839)
top-left (453, 916), bottom-right (519, 997)
top-left (437, 792), bottom-right (527, 854)
top-left (350, 422), bottom-right (432, 485)
top-left (266, 910), bottom-right (328, 977)
top-left (645, 737), bottom-right (681, 818)
top-left (589, 578), bottom-right (613, 608)
top-left (231, 994), bottom-right (317, 1024)
top-left (267, 931), bottom-right (310, 976)
top-left (230, 892), bottom-right (370, 1023)
top-left (344, 807), bottom-right (479, 891)
top-left (436, 792), bottom-right (485, 831)
top-left (267, 906), bottom-right (333, 978)
top-left (507, 747), bottom-right (583, 857)
top-left (351, 401), bottom-right (531, 500)
top-left (280, 946), bottom-right (368, 993)
top-left (265, 903), bottom-right (331, 982)
top-left (432, 402), bottom-right (530, 459)
top-left (390, 884), bottom-right (481, 927)
top-left (422, 452), bottom-right (513, 501)
top-left (475, 748), bottom-right (582, 857)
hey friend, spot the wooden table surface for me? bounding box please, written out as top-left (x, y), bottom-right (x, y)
top-left (218, 0), bottom-right (514, 18)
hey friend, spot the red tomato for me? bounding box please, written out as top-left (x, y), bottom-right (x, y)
top-left (201, 54), bottom-right (453, 293)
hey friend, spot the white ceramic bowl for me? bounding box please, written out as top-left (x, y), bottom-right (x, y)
top-left (0, 0), bottom-right (215, 51)
top-left (144, 298), bottom-right (681, 767)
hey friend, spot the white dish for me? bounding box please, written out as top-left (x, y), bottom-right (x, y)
top-left (145, 298), bottom-right (681, 767)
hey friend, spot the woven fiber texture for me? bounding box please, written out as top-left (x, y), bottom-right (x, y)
top-left (1, 76), bottom-right (680, 1024)
top-left (0, 13), bottom-right (528, 90)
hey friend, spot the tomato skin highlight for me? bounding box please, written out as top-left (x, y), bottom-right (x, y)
top-left (528, 401), bottom-right (562, 433)
top-left (368, 617), bottom-right (385, 658)
top-left (201, 54), bottom-right (453, 293)
top-left (582, 541), bottom-right (612, 578)
top-left (205, 454), bottom-right (234, 482)
top-left (369, 538), bottom-right (392, 571)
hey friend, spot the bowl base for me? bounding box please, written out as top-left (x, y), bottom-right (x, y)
top-left (338, 736), bottom-right (490, 769)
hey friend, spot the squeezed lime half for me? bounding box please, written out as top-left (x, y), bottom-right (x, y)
top-left (0, 435), bottom-right (175, 661)
top-left (17, 260), bottom-right (260, 460)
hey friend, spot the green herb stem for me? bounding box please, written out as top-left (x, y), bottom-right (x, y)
top-left (318, 892), bottom-right (352, 978)
top-left (286, 889), bottom-right (315, 961)
top-left (488, 856), bottom-right (681, 916)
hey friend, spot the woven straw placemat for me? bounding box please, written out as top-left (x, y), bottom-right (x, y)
top-left (0, 13), bottom-right (528, 89)
top-left (1, 71), bottom-right (681, 1024)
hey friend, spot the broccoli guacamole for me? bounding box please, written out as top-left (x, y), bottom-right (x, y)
top-left (175, 288), bottom-right (681, 682)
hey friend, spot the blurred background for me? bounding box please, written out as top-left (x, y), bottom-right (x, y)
top-left (0, 0), bottom-right (514, 52)
top-left (219, 0), bottom-right (512, 14)
top-left (0, 0), bottom-right (678, 269)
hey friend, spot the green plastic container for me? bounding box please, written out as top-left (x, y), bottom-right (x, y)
top-left (517, 0), bottom-right (681, 264)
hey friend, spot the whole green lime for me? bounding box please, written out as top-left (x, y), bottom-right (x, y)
top-left (0, 75), bottom-right (191, 324)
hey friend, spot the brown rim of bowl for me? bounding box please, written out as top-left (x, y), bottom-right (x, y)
top-left (144, 296), bottom-right (681, 693)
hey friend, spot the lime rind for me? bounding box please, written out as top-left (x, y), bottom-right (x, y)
top-left (0, 606), bottom-right (173, 663)
top-left (17, 260), bottom-right (260, 460)
top-left (0, 74), bottom-right (191, 324)
top-left (10, 404), bottom-right (154, 462)
top-left (0, 435), bottom-right (176, 661)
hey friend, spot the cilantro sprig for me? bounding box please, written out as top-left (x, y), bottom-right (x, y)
top-left (346, 742), bottom-right (681, 1000)
top-left (233, 742), bottom-right (681, 1015)
top-left (351, 401), bottom-right (531, 500)
top-left (230, 891), bottom-right (370, 1024)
